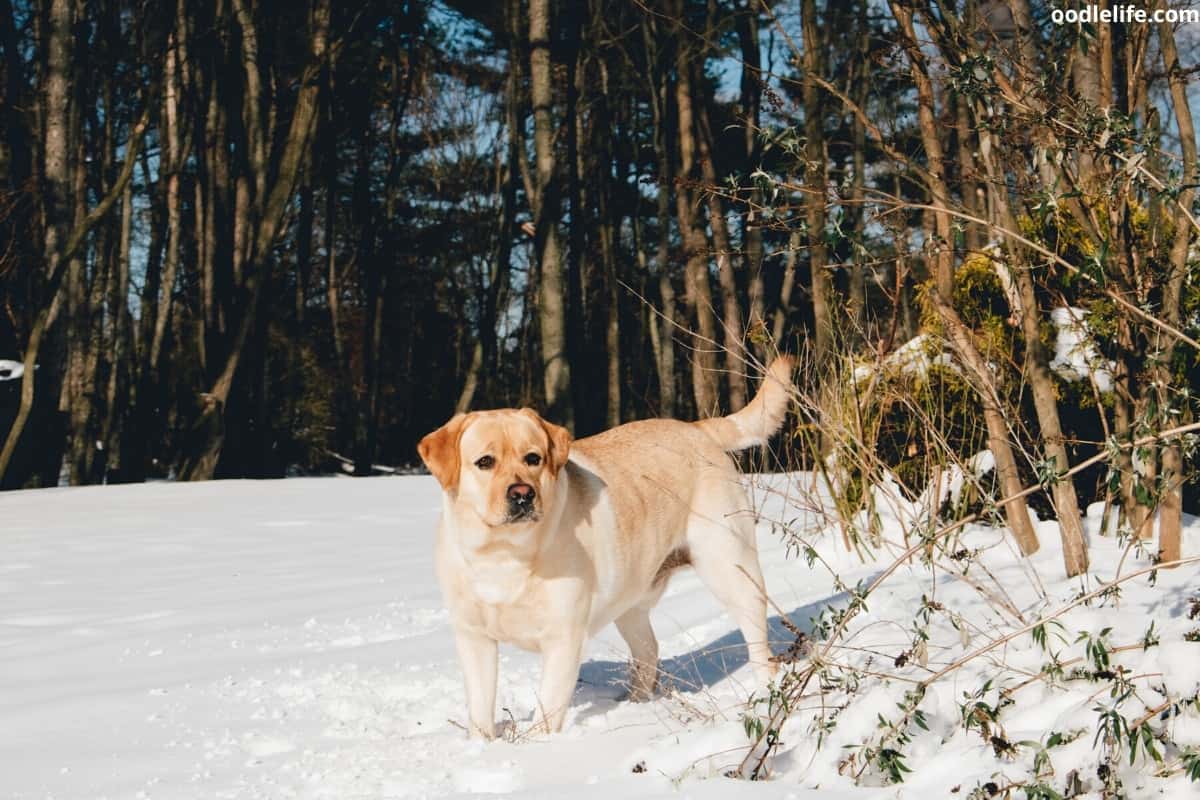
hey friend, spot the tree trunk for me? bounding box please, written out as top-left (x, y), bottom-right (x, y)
top-left (178, 0), bottom-right (331, 481)
top-left (673, 17), bottom-right (719, 416)
top-left (98, 178), bottom-right (134, 481)
top-left (954, 90), bottom-right (982, 253)
top-left (0, 0), bottom-right (31, 191)
top-left (644, 15), bottom-right (676, 417)
top-left (0, 0), bottom-right (71, 486)
top-left (848, 5), bottom-right (869, 343)
top-left (0, 108), bottom-right (147, 486)
top-left (737, 3), bottom-right (767, 354)
top-left (697, 101), bottom-right (747, 410)
top-left (975, 115), bottom-right (1090, 575)
top-left (654, 219), bottom-right (678, 418)
top-left (596, 47), bottom-right (622, 429)
top-left (771, 231), bottom-right (800, 345)
top-left (349, 91), bottom-right (379, 474)
top-left (1154, 11), bottom-right (1196, 566)
top-left (890, 0), bottom-right (1044, 561)
top-left (152, 24), bottom-right (184, 376)
top-left (529, 0), bottom-right (572, 427)
top-left (599, 163), bottom-right (621, 429)
top-left (1013, 265), bottom-right (1089, 575)
top-left (63, 62), bottom-right (89, 484)
top-left (801, 0), bottom-right (833, 370)
top-left (935, 299), bottom-right (1041, 556)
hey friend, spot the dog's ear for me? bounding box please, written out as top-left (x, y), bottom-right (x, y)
top-left (520, 408), bottom-right (572, 474)
top-left (543, 419), bottom-right (573, 473)
top-left (418, 413), bottom-right (469, 490)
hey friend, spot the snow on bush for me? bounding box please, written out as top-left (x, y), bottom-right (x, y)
top-left (1049, 306), bottom-right (1115, 393)
top-left (731, 473), bottom-right (1200, 798)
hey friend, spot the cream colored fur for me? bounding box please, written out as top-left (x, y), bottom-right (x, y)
top-left (419, 357), bottom-right (794, 737)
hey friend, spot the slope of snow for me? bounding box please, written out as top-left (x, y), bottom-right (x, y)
top-left (2, 474), bottom-right (1198, 799)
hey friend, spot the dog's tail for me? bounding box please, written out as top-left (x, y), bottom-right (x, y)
top-left (694, 356), bottom-right (795, 451)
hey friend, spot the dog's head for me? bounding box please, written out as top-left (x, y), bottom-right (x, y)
top-left (418, 409), bottom-right (572, 528)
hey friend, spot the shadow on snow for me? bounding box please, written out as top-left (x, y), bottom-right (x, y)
top-left (573, 592), bottom-right (849, 715)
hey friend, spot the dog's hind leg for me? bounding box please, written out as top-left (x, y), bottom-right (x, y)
top-left (685, 510), bottom-right (776, 688)
top-left (615, 607), bottom-right (659, 701)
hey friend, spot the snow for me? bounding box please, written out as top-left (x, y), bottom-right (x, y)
top-left (927, 449), bottom-right (996, 509)
top-left (1159, 641), bottom-right (1200, 701)
top-left (3, 474), bottom-right (1199, 798)
top-left (864, 307), bottom-right (1114, 397)
top-left (1049, 306), bottom-right (1115, 393)
top-left (0, 358), bottom-right (24, 381)
top-left (857, 335), bottom-right (959, 383)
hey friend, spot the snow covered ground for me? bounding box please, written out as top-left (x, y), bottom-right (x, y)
top-left (3, 474), bottom-right (1199, 799)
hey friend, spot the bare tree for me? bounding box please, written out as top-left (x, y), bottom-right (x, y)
top-left (529, 0), bottom-right (573, 427)
top-left (178, 0), bottom-right (331, 480)
top-left (672, 2), bottom-right (719, 416)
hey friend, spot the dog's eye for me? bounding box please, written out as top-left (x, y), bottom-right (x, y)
top-left (524, 452), bottom-right (542, 467)
top-left (474, 455), bottom-right (495, 470)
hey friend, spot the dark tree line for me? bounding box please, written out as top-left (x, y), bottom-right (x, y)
top-left (1, 0), bottom-right (1198, 576)
top-left (0, 0), bottom-right (812, 486)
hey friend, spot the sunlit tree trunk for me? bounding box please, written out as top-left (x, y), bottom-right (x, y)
top-left (1154, 11), bottom-right (1195, 566)
top-left (150, 16), bottom-right (186, 377)
top-left (528, 0), bottom-right (573, 427)
top-left (1013, 263), bottom-right (1088, 574)
top-left (672, 5), bottom-right (719, 416)
top-left (889, 0), bottom-right (1044, 560)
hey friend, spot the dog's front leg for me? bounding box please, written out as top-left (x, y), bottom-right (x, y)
top-left (454, 628), bottom-right (498, 739)
top-left (535, 634), bottom-right (584, 733)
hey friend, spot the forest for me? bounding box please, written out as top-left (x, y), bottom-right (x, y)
top-left (1, 0), bottom-right (1198, 574)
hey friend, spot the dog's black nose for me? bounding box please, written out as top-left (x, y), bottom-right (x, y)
top-left (507, 483), bottom-right (535, 504)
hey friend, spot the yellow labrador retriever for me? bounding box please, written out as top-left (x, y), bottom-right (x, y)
top-left (418, 357), bottom-right (793, 737)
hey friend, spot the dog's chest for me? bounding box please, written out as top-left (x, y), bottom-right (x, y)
top-left (455, 562), bottom-right (551, 649)
top-left (472, 598), bottom-right (549, 651)
top-left (469, 559), bottom-right (531, 605)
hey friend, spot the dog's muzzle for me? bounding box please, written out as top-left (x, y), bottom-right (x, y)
top-left (505, 483), bottom-right (537, 521)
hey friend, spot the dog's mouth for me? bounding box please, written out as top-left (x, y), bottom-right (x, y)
top-left (500, 506), bottom-right (540, 525)
top-left (499, 489), bottom-right (539, 525)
